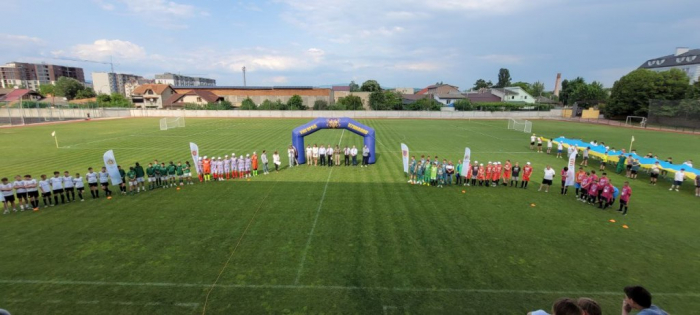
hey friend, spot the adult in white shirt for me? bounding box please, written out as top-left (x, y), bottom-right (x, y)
top-left (683, 160), bottom-right (693, 168)
top-left (73, 173), bottom-right (85, 201)
top-left (38, 174), bottom-right (53, 207)
top-left (350, 145), bottom-right (358, 166)
top-left (343, 146), bottom-right (350, 166)
top-left (670, 168), bottom-right (686, 192)
top-left (273, 150), bottom-right (281, 172)
top-left (287, 145), bottom-right (295, 168)
top-left (305, 145), bottom-right (312, 166)
top-left (539, 165), bottom-right (556, 193)
top-left (1, 177), bottom-right (16, 214)
top-left (556, 142), bottom-right (564, 158)
top-left (318, 145), bottom-right (327, 166)
top-left (312, 144), bottom-right (319, 166)
top-left (530, 134), bottom-right (536, 150)
top-left (24, 175), bottom-right (39, 210)
top-left (86, 167), bottom-right (99, 199)
top-left (261, 150), bottom-right (269, 175)
top-left (327, 145), bottom-right (334, 167)
top-left (63, 171), bottom-right (75, 202)
top-left (546, 139), bottom-right (553, 154)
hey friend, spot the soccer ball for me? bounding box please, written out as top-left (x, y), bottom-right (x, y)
top-left (462, 190), bottom-right (466, 194)
top-left (176, 187), bottom-right (181, 191)
top-left (107, 196), bottom-right (112, 200)
top-left (530, 203), bottom-right (536, 207)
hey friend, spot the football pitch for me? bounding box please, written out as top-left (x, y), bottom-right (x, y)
top-left (1, 118), bottom-right (699, 314)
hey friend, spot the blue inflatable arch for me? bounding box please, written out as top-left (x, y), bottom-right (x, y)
top-left (292, 117), bottom-right (376, 164)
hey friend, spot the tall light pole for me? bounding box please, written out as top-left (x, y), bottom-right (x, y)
top-left (242, 66), bottom-right (246, 87)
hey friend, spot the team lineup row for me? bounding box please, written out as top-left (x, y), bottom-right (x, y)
top-left (0, 161), bottom-right (196, 214)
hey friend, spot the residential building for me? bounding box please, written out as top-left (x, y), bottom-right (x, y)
top-left (394, 87), bottom-right (414, 94)
top-left (130, 84), bottom-right (176, 109)
top-left (464, 87), bottom-right (535, 104)
top-left (401, 94), bottom-right (431, 105)
top-left (0, 62), bottom-right (84, 89)
top-left (638, 47), bottom-right (700, 83)
top-left (163, 90), bottom-right (223, 108)
top-left (172, 86), bottom-right (331, 108)
top-left (155, 73), bottom-right (216, 86)
top-left (124, 78), bottom-right (155, 98)
top-left (0, 89), bottom-right (43, 104)
top-left (416, 84), bottom-right (461, 95)
top-left (92, 72), bottom-right (145, 95)
top-left (332, 91), bottom-right (371, 109)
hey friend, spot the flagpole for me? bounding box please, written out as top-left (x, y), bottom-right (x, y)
top-left (629, 136), bottom-right (634, 153)
top-left (54, 135), bottom-right (59, 148)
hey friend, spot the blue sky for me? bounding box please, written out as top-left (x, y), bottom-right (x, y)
top-left (1, 0), bottom-right (698, 90)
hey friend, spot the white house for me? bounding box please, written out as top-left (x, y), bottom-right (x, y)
top-left (638, 47), bottom-right (700, 84)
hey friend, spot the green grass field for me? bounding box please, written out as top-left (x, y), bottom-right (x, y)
top-left (1, 118), bottom-right (699, 315)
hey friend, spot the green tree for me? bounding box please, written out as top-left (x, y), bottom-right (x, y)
top-left (472, 79), bottom-right (493, 90)
top-left (384, 91), bottom-right (403, 110)
top-left (409, 98), bottom-right (441, 111)
top-left (313, 99), bottom-right (328, 110)
top-left (108, 93), bottom-right (131, 107)
top-left (495, 68), bottom-right (511, 88)
top-left (559, 77), bottom-right (586, 105)
top-left (453, 99), bottom-right (473, 111)
top-left (75, 88), bottom-right (96, 99)
top-left (509, 81), bottom-right (531, 92)
top-left (240, 97), bottom-right (257, 110)
top-left (258, 99), bottom-right (277, 110)
top-left (360, 80), bottom-right (381, 92)
top-left (607, 69), bottom-right (689, 117)
top-left (369, 91), bottom-right (387, 110)
top-left (38, 84), bottom-right (56, 97)
top-left (531, 81), bottom-right (545, 97)
top-left (349, 81), bottom-right (360, 92)
top-left (54, 77), bottom-right (86, 100)
top-left (96, 94), bottom-right (111, 104)
top-left (287, 94), bottom-right (306, 110)
top-left (338, 95), bottom-right (364, 110)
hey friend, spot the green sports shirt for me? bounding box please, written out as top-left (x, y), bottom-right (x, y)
top-left (183, 164), bottom-right (190, 173)
top-left (134, 165), bottom-right (145, 177)
top-left (119, 169), bottom-right (126, 178)
top-left (127, 170), bottom-right (136, 180)
top-left (167, 165), bottom-right (176, 175)
top-left (146, 167), bottom-right (155, 176)
top-left (176, 166), bottom-right (184, 176)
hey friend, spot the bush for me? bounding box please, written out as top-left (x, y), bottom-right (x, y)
top-left (453, 99), bottom-right (473, 111)
top-left (240, 98), bottom-right (256, 110)
top-left (313, 100), bottom-right (329, 110)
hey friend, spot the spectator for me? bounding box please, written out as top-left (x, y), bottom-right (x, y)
top-left (577, 298), bottom-right (602, 315)
top-left (528, 298), bottom-right (582, 315)
top-left (362, 145), bottom-right (370, 167)
top-left (622, 285), bottom-right (668, 315)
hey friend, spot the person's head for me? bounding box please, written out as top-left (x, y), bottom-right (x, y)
top-left (563, 166), bottom-right (568, 172)
top-left (53, 171), bottom-right (60, 177)
top-left (624, 285), bottom-right (653, 310)
top-left (88, 167), bottom-right (93, 172)
top-left (526, 162), bottom-right (531, 166)
top-left (262, 150), bottom-right (266, 154)
top-left (75, 172), bottom-right (80, 178)
top-left (161, 163), bottom-right (165, 167)
top-left (576, 298), bottom-right (601, 315)
top-left (515, 162), bottom-right (519, 166)
top-left (546, 165), bottom-right (551, 170)
top-left (552, 298), bottom-right (582, 315)
top-left (578, 166), bottom-right (583, 171)
top-left (170, 161), bottom-right (174, 165)
top-left (24, 174), bottom-right (31, 180)
top-left (585, 172), bottom-right (590, 176)
top-left (587, 146), bottom-right (590, 150)
top-left (591, 170), bottom-right (596, 175)
top-left (101, 167), bottom-right (107, 172)
top-left (129, 166), bottom-right (135, 171)
top-left (117, 165), bottom-right (122, 170)
top-left (602, 172), bottom-right (607, 177)
top-left (64, 171), bottom-right (70, 176)
top-left (186, 161), bottom-right (190, 165)
top-left (177, 162), bottom-right (182, 166)
top-left (40, 174), bottom-right (47, 180)
top-left (135, 162), bottom-right (140, 167)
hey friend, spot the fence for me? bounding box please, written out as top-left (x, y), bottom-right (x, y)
top-left (0, 107), bottom-right (564, 126)
top-left (648, 99), bottom-right (700, 130)
top-left (551, 117), bottom-right (700, 134)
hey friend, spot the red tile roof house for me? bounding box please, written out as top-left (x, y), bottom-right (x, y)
top-left (163, 90), bottom-right (223, 109)
top-left (0, 89), bottom-right (43, 106)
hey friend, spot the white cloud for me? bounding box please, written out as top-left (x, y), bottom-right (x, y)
top-left (95, 0), bottom-right (208, 28)
top-left (394, 62), bottom-right (441, 71)
top-left (478, 54), bottom-right (525, 65)
top-left (0, 34), bottom-right (43, 45)
top-left (54, 39), bottom-right (147, 61)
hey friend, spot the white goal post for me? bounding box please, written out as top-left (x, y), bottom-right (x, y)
top-left (160, 117), bottom-right (186, 130)
top-left (625, 116), bottom-right (647, 128)
top-left (508, 118), bottom-right (532, 133)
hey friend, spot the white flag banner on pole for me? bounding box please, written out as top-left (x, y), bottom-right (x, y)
top-left (401, 143), bottom-right (409, 173)
top-left (51, 131), bottom-right (55, 137)
top-left (190, 142), bottom-right (200, 175)
top-left (565, 151), bottom-right (576, 186)
top-left (103, 149), bottom-right (122, 185)
top-left (462, 147), bottom-right (471, 169)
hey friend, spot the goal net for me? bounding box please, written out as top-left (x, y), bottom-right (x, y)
top-left (160, 117), bottom-right (185, 130)
top-left (508, 118), bottom-right (532, 133)
top-left (625, 116), bottom-right (647, 128)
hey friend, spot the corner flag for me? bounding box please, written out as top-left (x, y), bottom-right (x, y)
top-left (51, 131), bottom-right (58, 148)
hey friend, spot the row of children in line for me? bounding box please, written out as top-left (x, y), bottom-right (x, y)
top-left (407, 157), bottom-right (535, 189)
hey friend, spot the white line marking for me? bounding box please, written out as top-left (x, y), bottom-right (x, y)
top-left (2, 279), bottom-right (698, 297)
top-left (294, 130), bottom-right (344, 285)
top-left (4, 297), bottom-right (198, 308)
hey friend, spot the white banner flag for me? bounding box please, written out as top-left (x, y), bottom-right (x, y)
top-left (401, 143), bottom-right (409, 173)
top-left (462, 147), bottom-right (471, 170)
top-left (103, 150), bottom-right (122, 185)
top-left (565, 151), bottom-right (576, 186)
top-left (190, 142), bottom-right (200, 175)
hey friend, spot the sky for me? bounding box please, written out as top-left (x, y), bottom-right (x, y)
top-left (1, 0), bottom-right (698, 90)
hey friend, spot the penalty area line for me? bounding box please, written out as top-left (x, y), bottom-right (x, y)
top-left (1, 280), bottom-right (699, 297)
